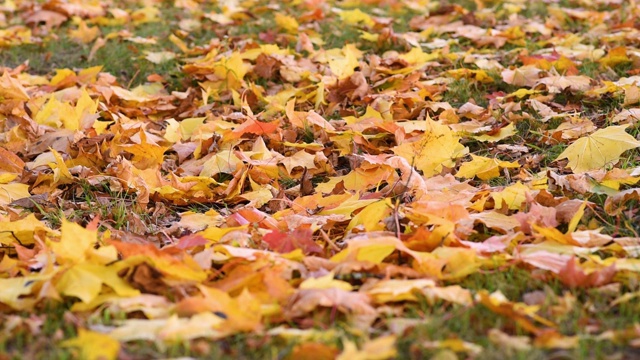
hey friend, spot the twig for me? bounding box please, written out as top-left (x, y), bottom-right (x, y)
top-left (320, 229), bottom-right (340, 251)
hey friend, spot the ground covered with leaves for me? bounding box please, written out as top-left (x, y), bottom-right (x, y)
top-left (3, 0), bottom-right (640, 358)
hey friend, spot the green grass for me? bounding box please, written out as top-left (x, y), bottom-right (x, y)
top-left (393, 267), bottom-right (640, 359)
top-left (441, 79), bottom-right (489, 108)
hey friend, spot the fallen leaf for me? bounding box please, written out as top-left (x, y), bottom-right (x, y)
top-left (557, 125), bottom-right (640, 173)
top-left (60, 329), bottom-right (120, 360)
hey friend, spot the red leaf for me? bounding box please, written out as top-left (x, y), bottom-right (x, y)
top-left (263, 228), bottom-right (322, 255)
top-left (230, 118), bottom-right (279, 138)
top-left (86, 215), bottom-right (101, 231)
top-left (558, 258), bottom-right (616, 288)
top-left (176, 234), bottom-right (208, 250)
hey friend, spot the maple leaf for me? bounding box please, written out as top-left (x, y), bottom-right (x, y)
top-left (33, 88), bottom-right (99, 130)
top-left (109, 313), bottom-right (225, 342)
top-left (366, 279), bottom-right (472, 306)
top-left (557, 258), bottom-right (616, 288)
top-left (0, 148), bottom-right (25, 174)
top-left (275, 13), bottom-right (299, 34)
top-left (7, 0), bottom-right (640, 354)
top-left (49, 219), bottom-right (117, 265)
top-left (328, 44), bottom-right (362, 80)
top-left (0, 182), bottom-right (30, 205)
top-left (392, 117), bottom-right (468, 177)
top-left (280, 150), bottom-right (317, 175)
top-left (337, 336), bottom-right (397, 360)
top-left (599, 46), bottom-right (631, 68)
top-left (0, 214), bottom-right (55, 246)
top-left (286, 288), bottom-right (376, 318)
top-left (338, 9), bottom-right (375, 27)
top-left (477, 290), bottom-right (555, 335)
top-left (68, 21), bottom-right (101, 44)
top-left (536, 75), bottom-right (592, 93)
top-left (501, 66), bottom-right (543, 87)
top-left (144, 51), bottom-right (177, 64)
top-left (0, 71), bottom-right (29, 100)
top-left (556, 125), bottom-right (640, 173)
top-left (492, 182), bottom-right (532, 210)
top-left (263, 228), bottom-right (323, 255)
top-left (60, 329), bottom-right (120, 360)
top-left (0, 275), bottom-right (48, 310)
top-left (299, 272), bottom-right (353, 291)
top-left (457, 154), bottom-right (519, 180)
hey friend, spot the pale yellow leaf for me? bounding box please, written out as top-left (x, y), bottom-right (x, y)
top-left (61, 329), bottom-right (120, 360)
top-left (492, 182), bottom-right (530, 210)
top-left (456, 154), bottom-right (519, 180)
top-left (299, 272), bottom-right (353, 291)
top-left (0, 183), bottom-right (30, 205)
top-left (392, 118), bottom-right (468, 177)
top-left (557, 125), bottom-right (640, 173)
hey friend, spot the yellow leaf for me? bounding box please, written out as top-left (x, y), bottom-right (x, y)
top-left (347, 198), bottom-right (392, 231)
top-left (169, 33), bottom-right (189, 53)
top-left (0, 183), bottom-right (30, 205)
top-left (328, 44), bottom-right (361, 79)
top-left (556, 125), bottom-right (640, 173)
top-left (392, 117), bottom-right (468, 177)
top-left (179, 117), bottom-right (207, 140)
top-left (56, 263), bottom-right (140, 303)
top-left (56, 265), bottom-right (102, 303)
top-left (599, 47), bottom-right (631, 68)
top-left (50, 69), bottom-right (76, 86)
top-left (275, 13), bottom-right (299, 34)
top-left (68, 88), bottom-right (99, 130)
top-left (109, 313), bottom-right (224, 342)
top-left (359, 31), bottom-right (379, 42)
top-left (164, 118), bottom-right (182, 142)
top-left (200, 150), bottom-right (242, 177)
top-left (50, 148), bottom-right (73, 184)
top-left (299, 272), bottom-right (353, 291)
top-left (338, 9), bottom-right (375, 28)
top-left (319, 195), bottom-right (379, 217)
top-left (492, 182), bottom-right (530, 210)
top-left (0, 276), bottom-right (43, 309)
top-left (567, 201), bottom-right (587, 233)
top-left (0, 214), bottom-right (52, 246)
top-left (337, 335), bottom-right (397, 360)
top-left (218, 52), bottom-right (249, 90)
top-left (121, 131), bottom-right (169, 170)
top-left (34, 88), bottom-right (98, 130)
top-left (92, 118), bottom-right (114, 135)
top-left (69, 21), bottom-right (100, 44)
top-left (432, 247), bottom-right (481, 280)
top-left (367, 279), bottom-right (436, 303)
top-left (398, 47), bottom-right (439, 65)
top-left (447, 68), bottom-right (493, 83)
top-left (61, 329), bottom-right (120, 360)
top-left (50, 219), bottom-right (96, 264)
top-left (239, 179), bottom-right (273, 208)
top-left (508, 88), bottom-right (541, 99)
top-left (532, 225), bottom-right (572, 245)
top-left (280, 150), bottom-right (317, 175)
top-left (472, 123), bottom-right (516, 142)
top-left (331, 242), bottom-right (396, 264)
top-left (0, 71), bottom-right (29, 100)
top-left (0, 173), bottom-right (17, 183)
top-left (456, 155), bottom-right (519, 180)
top-left (131, 6), bottom-right (160, 24)
top-left (144, 51), bottom-right (176, 64)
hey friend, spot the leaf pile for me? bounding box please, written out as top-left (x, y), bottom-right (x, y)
top-left (3, 0), bottom-right (640, 358)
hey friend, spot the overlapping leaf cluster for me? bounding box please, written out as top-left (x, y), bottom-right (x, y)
top-left (2, 0), bottom-right (640, 358)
